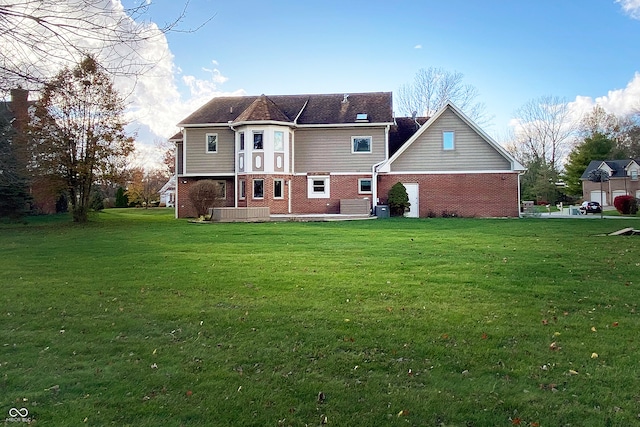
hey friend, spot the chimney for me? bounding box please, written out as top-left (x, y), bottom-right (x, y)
top-left (10, 88), bottom-right (29, 131)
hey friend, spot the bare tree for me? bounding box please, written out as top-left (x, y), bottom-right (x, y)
top-left (125, 166), bottom-right (166, 208)
top-left (0, 0), bottom-right (210, 91)
top-left (507, 95), bottom-right (576, 170)
top-left (155, 138), bottom-right (176, 177)
top-left (397, 67), bottom-right (490, 125)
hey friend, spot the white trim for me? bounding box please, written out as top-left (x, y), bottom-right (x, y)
top-left (379, 170), bottom-right (520, 175)
top-left (442, 130), bottom-right (455, 150)
top-left (380, 102), bottom-right (525, 172)
top-left (252, 178), bottom-right (265, 199)
top-left (205, 133), bottom-right (218, 153)
top-left (273, 178), bottom-right (284, 199)
top-left (296, 122), bottom-right (394, 128)
top-left (358, 178), bottom-right (373, 194)
top-left (307, 175), bottom-right (330, 198)
top-left (351, 136), bottom-right (373, 154)
top-left (179, 173), bottom-right (235, 177)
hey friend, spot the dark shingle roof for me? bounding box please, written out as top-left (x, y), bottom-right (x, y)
top-left (580, 159), bottom-right (640, 179)
top-left (388, 116), bottom-right (430, 155)
top-left (178, 92), bottom-right (393, 126)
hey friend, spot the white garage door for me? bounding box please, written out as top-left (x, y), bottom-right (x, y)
top-left (590, 191), bottom-right (607, 206)
top-left (612, 190), bottom-right (626, 205)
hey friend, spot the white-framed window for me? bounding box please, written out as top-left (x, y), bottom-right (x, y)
top-left (215, 181), bottom-right (227, 199)
top-left (274, 131), bottom-right (284, 152)
top-left (253, 132), bottom-right (263, 150)
top-left (358, 178), bottom-right (372, 194)
top-left (239, 179), bottom-right (246, 200)
top-left (631, 170), bottom-right (638, 181)
top-left (352, 136), bottom-right (372, 153)
top-left (206, 133), bottom-right (218, 153)
top-left (253, 179), bottom-right (264, 199)
top-left (274, 179), bottom-right (284, 199)
top-left (239, 132), bottom-right (245, 151)
top-left (443, 131), bottom-right (455, 150)
top-left (307, 176), bottom-right (330, 198)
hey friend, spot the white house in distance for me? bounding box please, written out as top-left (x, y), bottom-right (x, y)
top-left (159, 176), bottom-right (176, 207)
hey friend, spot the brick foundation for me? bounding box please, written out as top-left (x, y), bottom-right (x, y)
top-left (378, 173), bottom-right (520, 217)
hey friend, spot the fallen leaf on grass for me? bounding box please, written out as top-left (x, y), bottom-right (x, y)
top-left (320, 414), bottom-right (328, 424)
top-left (541, 319), bottom-right (548, 326)
top-left (591, 352), bottom-right (598, 359)
top-left (549, 342), bottom-right (560, 351)
top-left (591, 326), bottom-right (597, 332)
top-left (481, 333), bottom-right (488, 339)
top-left (568, 369), bottom-right (579, 375)
top-left (613, 322), bottom-right (619, 327)
top-left (397, 409), bottom-right (409, 417)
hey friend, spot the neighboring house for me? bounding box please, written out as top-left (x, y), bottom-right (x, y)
top-left (1, 89), bottom-right (59, 214)
top-left (173, 92), bottom-right (524, 218)
top-left (159, 176), bottom-right (176, 207)
top-left (581, 159), bottom-right (640, 205)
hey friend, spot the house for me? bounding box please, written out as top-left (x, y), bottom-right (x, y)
top-left (159, 176), bottom-right (176, 207)
top-left (1, 89), bottom-right (60, 214)
top-left (173, 92), bottom-right (524, 218)
top-left (581, 159), bottom-right (640, 205)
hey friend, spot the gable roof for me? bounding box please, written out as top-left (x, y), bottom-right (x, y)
top-left (381, 101), bottom-right (525, 171)
top-left (580, 159), bottom-right (640, 179)
top-left (178, 92), bottom-right (394, 127)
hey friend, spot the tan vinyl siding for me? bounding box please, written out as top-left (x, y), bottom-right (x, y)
top-left (391, 109), bottom-right (511, 172)
top-left (295, 127), bottom-right (386, 173)
top-left (184, 127), bottom-right (235, 174)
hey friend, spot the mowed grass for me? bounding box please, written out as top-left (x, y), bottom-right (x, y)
top-left (1, 210), bottom-right (639, 426)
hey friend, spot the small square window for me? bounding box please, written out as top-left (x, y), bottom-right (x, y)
top-left (274, 179), bottom-right (283, 199)
top-left (206, 133), bottom-right (218, 153)
top-left (352, 136), bottom-right (372, 153)
top-left (274, 131), bottom-right (284, 152)
top-left (253, 132), bottom-right (263, 150)
top-left (239, 179), bottom-right (246, 200)
top-left (443, 131), bottom-right (455, 150)
top-left (359, 179), bottom-right (372, 194)
top-left (239, 132), bottom-right (245, 151)
top-left (307, 176), bottom-right (330, 198)
top-left (253, 179), bottom-right (264, 199)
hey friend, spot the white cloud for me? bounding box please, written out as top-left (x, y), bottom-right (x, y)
top-left (414, 44), bottom-right (422, 49)
top-left (616, 0), bottom-right (640, 19)
top-left (568, 72), bottom-right (640, 118)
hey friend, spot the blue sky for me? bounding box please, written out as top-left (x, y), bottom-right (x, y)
top-left (115, 0), bottom-right (640, 164)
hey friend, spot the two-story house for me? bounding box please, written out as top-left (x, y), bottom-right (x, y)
top-left (581, 159), bottom-right (640, 205)
top-left (173, 92), bottom-right (524, 218)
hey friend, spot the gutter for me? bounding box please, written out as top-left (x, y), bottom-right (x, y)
top-left (372, 124), bottom-right (391, 211)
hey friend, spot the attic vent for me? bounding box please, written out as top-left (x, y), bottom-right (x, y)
top-left (355, 113), bottom-right (369, 122)
top-left (342, 94), bottom-right (349, 103)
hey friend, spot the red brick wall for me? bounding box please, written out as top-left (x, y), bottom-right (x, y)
top-left (177, 177), bottom-right (235, 218)
top-left (290, 175), bottom-right (373, 214)
top-left (582, 179), bottom-right (640, 205)
top-left (378, 173), bottom-right (520, 217)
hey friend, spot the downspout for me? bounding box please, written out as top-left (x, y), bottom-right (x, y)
top-left (372, 124), bottom-right (391, 213)
top-left (518, 171), bottom-right (525, 217)
top-left (174, 139), bottom-right (179, 219)
top-left (229, 122), bottom-right (238, 208)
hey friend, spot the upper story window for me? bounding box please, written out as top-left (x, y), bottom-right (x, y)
top-left (443, 131), bottom-right (455, 150)
top-left (631, 170), bottom-right (638, 181)
top-left (239, 132), bottom-right (245, 151)
top-left (206, 133), bottom-right (218, 153)
top-left (352, 136), bottom-right (372, 153)
top-left (274, 131), bottom-right (284, 152)
top-left (253, 132), bottom-right (263, 150)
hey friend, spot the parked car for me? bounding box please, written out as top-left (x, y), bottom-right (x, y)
top-left (579, 201), bottom-right (602, 214)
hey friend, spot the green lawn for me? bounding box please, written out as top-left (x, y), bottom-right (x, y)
top-left (1, 209), bottom-right (639, 426)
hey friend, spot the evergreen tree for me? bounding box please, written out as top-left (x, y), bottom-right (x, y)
top-left (115, 186), bottom-right (128, 208)
top-left (563, 133), bottom-right (614, 196)
top-left (387, 182), bottom-right (410, 216)
top-left (0, 115), bottom-right (31, 218)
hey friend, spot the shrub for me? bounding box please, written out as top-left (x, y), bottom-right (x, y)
top-left (188, 180), bottom-right (226, 217)
top-left (613, 195), bottom-right (638, 215)
top-left (387, 182), bottom-right (410, 216)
